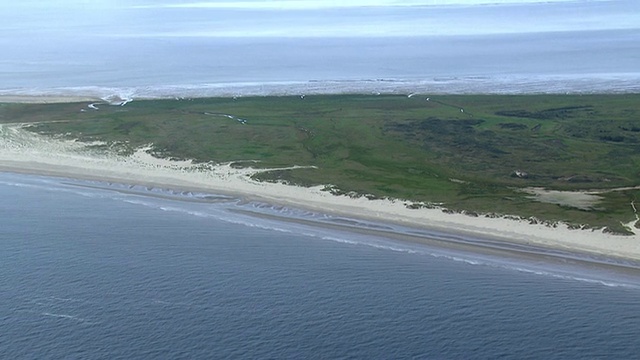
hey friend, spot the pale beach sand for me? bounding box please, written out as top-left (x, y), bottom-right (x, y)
top-left (0, 95), bottom-right (100, 104)
top-left (1, 120), bottom-right (640, 262)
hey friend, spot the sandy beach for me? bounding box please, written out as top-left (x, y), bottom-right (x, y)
top-left (0, 95), bottom-right (100, 104)
top-left (1, 108), bottom-right (640, 264)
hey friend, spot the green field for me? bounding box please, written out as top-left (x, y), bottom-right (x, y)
top-left (2, 94), bottom-right (640, 234)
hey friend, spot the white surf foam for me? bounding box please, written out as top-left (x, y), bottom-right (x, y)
top-left (3, 74), bottom-right (640, 103)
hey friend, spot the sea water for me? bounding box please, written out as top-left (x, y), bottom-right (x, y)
top-left (1, 172), bottom-right (639, 359)
top-left (1, 0), bottom-right (639, 98)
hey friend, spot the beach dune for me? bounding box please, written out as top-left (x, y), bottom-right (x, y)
top-left (1, 118), bottom-right (639, 263)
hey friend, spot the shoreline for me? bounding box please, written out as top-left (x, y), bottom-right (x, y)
top-left (1, 120), bottom-right (640, 263)
top-left (0, 95), bottom-right (101, 104)
top-left (2, 74), bottom-right (640, 105)
top-left (3, 167), bottom-right (640, 278)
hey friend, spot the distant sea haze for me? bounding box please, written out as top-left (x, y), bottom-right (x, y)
top-left (0, 0), bottom-right (639, 98)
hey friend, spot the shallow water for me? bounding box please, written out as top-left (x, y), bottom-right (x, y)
top-left (2, 172), bottom-right (639, 358)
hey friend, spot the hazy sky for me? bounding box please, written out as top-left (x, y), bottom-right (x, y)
top-left (1, 0), bottom-right (638, 38)
top-left (130, 0), bottom-right (609, 9)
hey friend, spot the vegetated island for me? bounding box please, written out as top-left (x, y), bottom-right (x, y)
top-left (1, 93), bottom-right (640, 261)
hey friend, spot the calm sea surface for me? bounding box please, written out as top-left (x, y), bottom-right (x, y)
top-left (1, 0), bottom-right (639, 97)
top-left (1, 173), bottom-right (639, 359)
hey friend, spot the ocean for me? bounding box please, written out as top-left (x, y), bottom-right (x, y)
top-left (1, 173), bottom-right (640, 359)
top-left (1, 0), bottom-right (639, 98)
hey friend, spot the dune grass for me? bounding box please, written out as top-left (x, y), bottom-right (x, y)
top-left (2, 93), bottom-right (640, 233)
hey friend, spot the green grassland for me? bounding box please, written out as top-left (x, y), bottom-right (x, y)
top-left (2, 94), bottom-right (640, 234)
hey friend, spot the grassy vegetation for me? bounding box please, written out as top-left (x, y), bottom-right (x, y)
top-left (2, 94), bottom-right (640, 234)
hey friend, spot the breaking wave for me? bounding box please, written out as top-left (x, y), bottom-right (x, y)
top-left (2, 74), bottom-right (640, 104)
